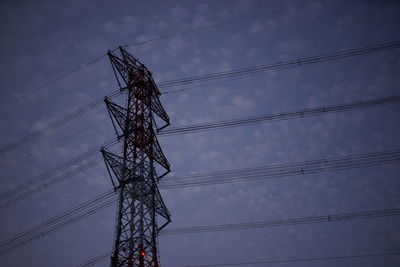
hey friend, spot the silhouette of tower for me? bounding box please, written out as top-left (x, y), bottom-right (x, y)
top-left (101, 47), bottom-right (171, 267)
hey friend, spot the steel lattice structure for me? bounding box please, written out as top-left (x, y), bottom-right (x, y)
top-left (101, 47), bottom-right (171, 267)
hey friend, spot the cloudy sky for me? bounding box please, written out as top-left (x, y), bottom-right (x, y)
top-left (0, 0), bottom-right (400, 266)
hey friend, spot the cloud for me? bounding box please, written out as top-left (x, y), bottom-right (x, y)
top-left (177, 92), bottom-right (189, 104)
top-left (192, 14), bottom-right (211, 29)
top-left (166, 36), bottom-right (187, 56)
top-left (249, 22), bottom-right (263, 34)
top-left (156, 19), bottom-right (169, 31)
top-left (232, 95), bottom-right (254, 110)
top-left (278, 38), bottom-right (309, 54)
top-left (199, 149), bottom-right (220, 162)
top-left (103, 20), bottom-right (117, 34)
top-left (180, 56), bottom-right (205, 75)
top-left (103, 16), bottom-right (138, 36)
top-left (196, 3), bottom-right (209, 14)
top-left (170, 5), bottom-right (190, 20)
top-left (85, 173), bottom-right (108, 189)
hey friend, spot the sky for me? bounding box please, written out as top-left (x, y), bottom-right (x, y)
top-left (0, 0), bottom-right (400, 266)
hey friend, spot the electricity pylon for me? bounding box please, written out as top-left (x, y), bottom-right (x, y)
top-left (101, 47), bottom-right (171, 267)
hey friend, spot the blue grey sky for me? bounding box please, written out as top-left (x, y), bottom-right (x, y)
top-left (0, 0), bottom-right (400, 266)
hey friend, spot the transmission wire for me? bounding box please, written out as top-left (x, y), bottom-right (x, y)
top-left (181, 252), bottom-right (400, 267)
top-left (1, 95), bottom-right (399, 208)
top-left (1, 149), bottom-right (399, 255)
top-left (1, 0), bottom-right (324, 112)
top-left (1, 40), bottom-right (399, 156)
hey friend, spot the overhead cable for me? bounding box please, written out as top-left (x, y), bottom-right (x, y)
top-left (77, 251), bottom-right (400, 267)
top-left (2, 95), bottom-right (399, 208)
top-left (0, 138), bottom-right (118, 209)
top-left (0, 54), bottom-right (107, 112)
top-left (161, 208), bottom-right (400, 235)
top-left (159, 41), bottom-right (400, 88)
top-left (0, 90), bottom-right (121, 156)
top-left (76, 213), bottom-right (400, 267)
top-left (1, 149), bottom-right (399, 255)
top-left (158, 95), bottom-right (400, 135)
top-left (124, 0), bottom-right (326, 47)
top-left (1, 40), bottom-right (399, 156)
top-left (2, 0), bottom-right (324, 111)
top-left (181, 252), bottom-right (400, 267)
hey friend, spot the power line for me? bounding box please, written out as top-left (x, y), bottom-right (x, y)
top-left (159, 41), bottom-right (400, 89)
top-left (1, 40), bottom-right (398, 156)
top-left (2, 206), bottom-right (400, 256)
top-left (75, 209), bottom-right (400, 267)
top-left (123, 0), bottom-right (326, 48)
top-left (160, 149), bottom-right (400, 188)
top-left (0, 54), bottom-right (107, 112)
top-left (0, 190), bottom-right (114, 248)
top-left (1, 149), bottom-right (399, 255)
top-left (0, 138), bottom-right (117, 200)
top-left (76, 251), bottom-right (112, 267)
top-left (2, 95), bottom-right (399, 208)
top-left (2, 0), bottom-right (324, 112)
top-left (158, 95), bottom-right (400, 135)
top-left (0, 117), bottom-right (108, 172)
top-left (6, 93), bottom-right (394, 204)
top-left (77, 251), bottom-right (400, 267)
top-left (0, 157), bottom-right (104, 210)
top-left (2, 94), bottom-right (399, 209)
top-left (181, 252), bottom-right (400, 267)
top-left (161, 208), bottom-right (400, 235)
top-left (0, 194), bottom-right (116, 256)
top-left (0, 89), bottom-right (122, 156)
top-left (3, 145), bottom-right (399, 209)
top-left (0, 138), bottom-right (118, 207)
